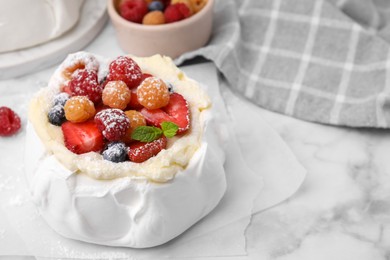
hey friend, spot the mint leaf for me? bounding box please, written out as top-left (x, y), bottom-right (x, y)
top-left (132, 126), bottom-right (163, 142)
top-left (161, 121), bottom-right (179, 138)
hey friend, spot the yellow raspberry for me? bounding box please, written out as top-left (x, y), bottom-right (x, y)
top-left (142, 11), bottom-right (166, 25)
top-left (102, 80), bottom-right (131, 110)
top-left (137, 77), bottom-right (170, 110)
top-left (64, 96), bottom-right (96, 123)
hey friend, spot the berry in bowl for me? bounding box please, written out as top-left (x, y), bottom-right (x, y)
top-left (107, 0), bottom-right (214, 58)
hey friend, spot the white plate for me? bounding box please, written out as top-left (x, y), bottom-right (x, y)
top-left (0, 0), bottom-right (108, 80)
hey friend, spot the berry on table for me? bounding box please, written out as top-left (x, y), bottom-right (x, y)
top-left (102, 80), bottom-right (131, 110)
top-left (119, 0), bottom-right (149, 24)
top-left (68, 69), bottom-right (102, 104)
top-left (137, 77), bottom-right (170, 109)
top-left (64, 96), bottom-right (96, 123)
top-left (0, 106), bottom-right (21, 137)
top-left (95, 109), bottom-right (130, 141)
top-left (102, 142), bottom-right (128, 163)
top-left (128, 136), bottom-right (167, 163)
top-left (143, 11), bottom-right (165, 25)
top-left (107, 56), bottom-right (143, 89)
top-left (62, 121), bottom-right (104, 154)
top-left (48, 105), bottom-right (66, 126)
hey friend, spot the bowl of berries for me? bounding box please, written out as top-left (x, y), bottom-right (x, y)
top-left (107, 0), bottom-right (214, 58)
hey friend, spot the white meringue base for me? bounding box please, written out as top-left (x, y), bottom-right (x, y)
top-left (25, 110), bottom-right (227, 248)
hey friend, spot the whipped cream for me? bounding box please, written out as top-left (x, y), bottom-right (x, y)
top-left (0, 0), bottom-right (84, 53)
top-left (25, 52), bottom-right (228, 247)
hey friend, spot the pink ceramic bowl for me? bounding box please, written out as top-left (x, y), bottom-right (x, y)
top-left (107, 0), bottom-right (214, 59)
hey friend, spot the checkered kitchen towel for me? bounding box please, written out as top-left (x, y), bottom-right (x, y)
top-left (177, 0), bottom-right (390, 128)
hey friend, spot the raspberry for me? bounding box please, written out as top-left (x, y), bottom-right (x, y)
top-left (119, 0), bottom-right (149, 24)
top-left (137, 77), bottom-right (170, 109)
top-left (102, 81), bottom-right (131, 110)
top-left (171, 0), bottom-right (194, 14)
top-left (95, 109), bottom-right (130, 141)
top-left (68, 69), bottom-right (102, 104)
top-left (107, 56), bottom-right (143, 89)
top-left (122, 110), bottom-right (146, 143)
top-left (64, 96), bottom-right (96, 123)
top-left (164, 3), bottom-right (191, 23)
top-left (0, 107), bottom-right (21, 137)
top-left (142, 11), bottom-right (165, 25)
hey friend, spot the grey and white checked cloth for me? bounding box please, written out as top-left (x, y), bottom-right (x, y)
top-left (177, 0), bottom-right (390, 128)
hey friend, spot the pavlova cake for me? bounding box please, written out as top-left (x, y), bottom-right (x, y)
top-left (25, 52), bottom-right (227, 248)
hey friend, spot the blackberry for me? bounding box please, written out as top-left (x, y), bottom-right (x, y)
top-left (103, 142), bottom-right (128, 163)
top-left (53, 93), bottom-right (70, 106)
top-left (48, 105), bottom-right (66, 126)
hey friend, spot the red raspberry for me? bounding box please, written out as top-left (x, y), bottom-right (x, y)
top-left (0, 107), bottom-right (21, 137)
top-left (164, 3), bottom-right (191, 23)
top-left (119, 0), bottom-right (149, 24)
top-left (68, 69), bottom-right (102, 104)
top-left (107, 56), bottom-right (143, 89)
top-left (95, 109), bottom-right (130, 141)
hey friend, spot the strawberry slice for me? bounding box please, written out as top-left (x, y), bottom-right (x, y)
top-left (140, 93), bottom-right (190, 134)
top-left (128, 136), bottom-right (167, 163)
top-left (62, 121), bottom-right (104, 154)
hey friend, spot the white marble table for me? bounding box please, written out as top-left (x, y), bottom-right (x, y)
top-left (1, 22), bottom-right (390, 260)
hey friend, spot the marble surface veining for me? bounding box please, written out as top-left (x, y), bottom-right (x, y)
top-left (241, 104), bottom-right (390, 260)
top-left (1, 22), bottom-right (390, 260)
